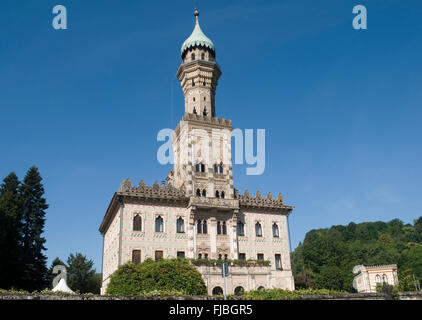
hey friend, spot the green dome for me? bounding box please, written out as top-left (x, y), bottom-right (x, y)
top-left (181, 11), bottom-right (215, 57)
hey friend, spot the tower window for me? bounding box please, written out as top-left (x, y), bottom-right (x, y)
top-left (201, 163), bottom-right (205, 172)
top-left (133, 214), bottom-right (142, 231)
top-left (193, 107), bottom-right (197, 114)
top-left (237, 221), bottom-right (244, 236)
top-left (203, 107), bottom-right (208, 116)
top-left (221, 191), bottom-right (225, 199)
top-left (217, 221), bottom-right (221, 235)
top-left (275, 254), bottom-right (282, 270)
top-left (177, 217), bottom-right (184, 233)
top-left (155, 216), bottom-right (164, 233)
top-left (191, 53), bottom-right (195, 61)
top-left (202, 189), bottom-right (206, 197)
top-left (255, 222), bottom-right (262, 237)
top-left (202, 220), bottom-right (207, 234)
top-left (201, 52), bottom-right (205, 60)
top-left (197, 220), bottom-right (202, 234)
top-left (222, 221), bottom-right (227, 235)
top-left (215, 190), bottom-right (220, 198)
top-left (272, 223), bottom-right (279, 238)
top-left (196, 188), bottom-right (201, 197)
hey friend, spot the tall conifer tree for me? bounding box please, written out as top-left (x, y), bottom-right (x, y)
top-left (0, 172), bottom-right (23, 289)
top-left (20, 166), bottom-right (49, 291)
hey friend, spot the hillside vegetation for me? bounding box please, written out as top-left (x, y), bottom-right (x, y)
top-left (292, 217), bottom-right (422, 292)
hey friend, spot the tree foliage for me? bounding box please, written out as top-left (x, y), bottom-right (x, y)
top-left (292, 217), bottom-right (422, 292)
top-left (106, 259), bottom-right (207, 296)
top-left (0, 168), bottom-right (49, 291)
top-left (66, 253), bottom-right (100, 294)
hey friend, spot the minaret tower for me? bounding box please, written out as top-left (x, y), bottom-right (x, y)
top-left (171, 8), bottom-right (235, 201)
top-left (177, 8), bottom-right (222, 117)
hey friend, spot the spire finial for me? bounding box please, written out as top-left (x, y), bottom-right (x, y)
top-left (194, 0), bottom-right (199, 17)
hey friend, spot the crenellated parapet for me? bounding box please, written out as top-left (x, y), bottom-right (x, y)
top-left (118, 178), bottom-right (188, 201)
top-left (236, 189), bottom-right (293, 212)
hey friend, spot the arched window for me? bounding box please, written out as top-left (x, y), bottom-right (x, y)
top-left (195, 163), bottom-right (200, 172)
top-left (376, 275), bottom-right (381, 283)
top-left (382, 275), bottom-right (388, 284)
top-left (255, 222), bottom-right (262, 237)
top-left (202, 220), bottom-right (207, 234)
top-left (257, 286), bottom-right (265, 291)
top-left (237, 221), bottom-right (245, 236)
top-left (193, 107), bottom-right (197, 115)
top-left (177, 217), bottom-right (184, 233)
top-left (212, 286), bottom-right (223, 296)
top-left (214, 164), bottom-right (218, 174)
top-left (222, 221), bottom-right (227, 235)
top-left (155, 216), bottom-right (163, 233)
top-left (234, 286), bottom-right (244, 296)
top-left (191, 53), bottom-right (195, 61)
top-left (133, 214), bottom-right (142, 231)
top-left (272, 223), bottom-right (279, 237)
top-left (201, 163), bottom-right (205, 172)
top-left (202, 189), bottom-right (206, 197)
top-left (217, 221), bottom-right (221, 235)
top-left (198, 253), bottom-right (202, 259)
top-left (192, 79), bottom-right (195, 86)
top-left (197, 220), bottom-right (202, 234)
top-left (203, 107), bottom-right (208, 116)
top-left (201, 52), bottom-right (205, 60)
top-left (196, 188), bottom-right (201, 197)
top-left (219, 164), bottom-right (223, 174)
top-left (221, 191), bottom-right (225, 199)
top-left (215, 190), bottom-right (220, 198)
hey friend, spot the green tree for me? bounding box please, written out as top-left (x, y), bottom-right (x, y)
top-left (106, 259), bottom-right (207, 296)
top-left (67, 253), bottom-right (100, 294)
top-left (20, 166), bottom-right (49, 291)
top-left (0, 172), bottom-right (23, 289)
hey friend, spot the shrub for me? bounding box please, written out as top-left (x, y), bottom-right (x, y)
top-left (105, 259), bottom-right (207, 296)
top-left (244, 288), bottom-right (346, 300)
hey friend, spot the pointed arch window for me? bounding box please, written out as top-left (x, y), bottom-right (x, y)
top-left (201, 52), bottom-right (205, 60)
top-left (221, 191), bottom-right (225, 199)
top-left (200, 163), bottom-right (205, 172)
top-left (237, 221), bottom-right (245, 236)
top-left (255, 222), bottom-right (262, 237)
top-left (202, 189), bottom-right (206, 197)
top-left (222, 221), bottom-right (227, 235)
top-left (215, 190), bottom-right (220, 198)
top-left (177, 217), bottom-right (184, 233)
top-left (196, 188), bottom-right (201, 197)
top-left (382, 275), bottom-right (388, 284)
top-left (217, 221), bottom-right (221, 235)
top-left (203, 107), bottom-right (208, 116)
top-left (193, 107), bottom-right (197, 115)
top-left (191, 53), bottom-right (195, 61)
top-left (197, 220), bottom-right (202, 234)
top-left (202, 220), bottom-right (207, 234)
top-left (219, 163), bottom-right (224, 174)
top-left (155, 216), bottom-right (163, 233)
top-left (214, 164), bottom-right (218, 174)
top-left (133, 214), bottom-right (142, 231)
top-left (272, 223), bottom-right (279, 238)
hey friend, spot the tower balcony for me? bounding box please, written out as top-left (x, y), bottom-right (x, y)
top-left (189, 196), bottom-right (239, 211)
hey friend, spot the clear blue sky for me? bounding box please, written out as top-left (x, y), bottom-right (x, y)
top-left (1, 0), bottom-right (421, 272)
